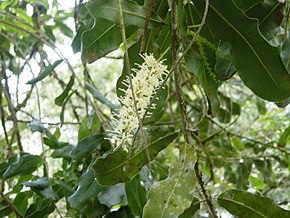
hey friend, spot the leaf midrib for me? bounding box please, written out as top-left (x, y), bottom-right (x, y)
top-left (94, 132), bottom-right (177, 176)
top-left (209, 3), bottom-right (280, 90)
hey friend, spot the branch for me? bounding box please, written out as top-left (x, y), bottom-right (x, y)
top-left (0, 190), bottom-right (24, 218)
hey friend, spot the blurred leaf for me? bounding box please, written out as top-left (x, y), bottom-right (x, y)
top-left (125, 175), bottom-right (147, 217)
top-left (3, 153), bottom-right (42, 179)
top-left (98, 183), bottom-right (126, 207)
top-left (143, 145), bottom-right (197, 218)
top-left (27, 120), bottom-right (46, 133)
top-left (185, 48), bottom-right (220, 115)
top-left (218, 189), bottom-right (290, 218)
top-left (85, 83), bottom-right (118, 110)
top-left (55, 75), bottom-right (75, 106)
top-left (0, 200), bottom-right (13, 218)
top-left (70, 134), bottom-right (105, 160)
top-left (86, 0), bottom-right (163, 28)
top-left (51, 180), bottom-right (74, 198)
top-left (178, 197), bottom-right (200, 218)
top-left (193, 0), bottom-right (290, 102)
top-left (13, 191), bottom-right (33, 215)
top-left (51, 145), bottom-right (74, 159)
top-left (93, 127), bottom-right (178, 186)
top-left (60, 90), bottom-right (76, 124)
top-left (67, 168), bottom-right (104, 209)
top-left (278, 125), bottom-right (290, 147)
top-left (249, 176), bottom-right (266, 190)
top-left (105, 206), bottom-right (134, 218)
top-left (256, 98), bottom-right (267, 115)
top-left (215, 41), bottom-right (236, 80)
top-left (23, 178), bottom-right (59, 201)
top-left (25, 205), bottom-right (55, 218)
top-left (27, 60), bottom-right (63, 84)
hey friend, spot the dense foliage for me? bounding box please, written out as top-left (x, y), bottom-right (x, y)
top-left (0, 0), bottom-right (290, 217)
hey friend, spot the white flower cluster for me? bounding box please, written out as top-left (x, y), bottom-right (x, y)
top-left (114, 54), bottom-right (168, 151)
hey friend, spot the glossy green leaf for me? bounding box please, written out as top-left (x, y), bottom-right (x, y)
top-left (70, 134), bottom-right (105, 160)
top-left (51, 180), bottom-right (74, 198)
top-left (278, 125), bottom-right (290, 147)
top-left (86, 0), bottom-right (163, 28)
top-left (27, 60), bottom-right (63, 84)
top-left (178, 197), bottom-right (200, 218)
top-left (143, 145), bottom-right (197, 218)
top-left (125, 174), bottom-right (147, 217)
top-left (193, 0), bottom-right (290, 102)
top-left (3, 153), bottom-right (42, 179)
top-left (218, 189), bottom-right (290, 218)
top-left (85, 83), bottom-right (118, 110)
top-left (67, 168), bottom-right (104, 209)
top-left (55, 75), bottom-right (75, 106)
top-left (246, 1), bottom-right (284, 41)
top-left (281, 36), bottom-right (290, 71)
top-left (93, 127), bottom-right (178, 186)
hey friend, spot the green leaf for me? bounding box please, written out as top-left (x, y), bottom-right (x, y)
top-left (178, 197), bottom-right (200, 218)
top-left (193, 0), bottom-right (290, 102)
top-left (3, 153), bottom-right (43, 179)
top-left (55, 75), bottom-right (75, 106)
top-left (185, 48), bottom-right (220, 115)
top-left (51, 145), bottom-right (74, 159)
top-left (143, 144), bottom-right (197, 218)
top-left (0, 200), bottom-right (13, 218)
top-left (85, 83), bottom-right (118, 110)
top-left (60, 90), bottom-right (76, 124)
top-left (233, 0), bottom-right (263, 11)
top-left (281, 36), bottom-right (290, 71)
top-left (218, 189), bottom-right (290, 218)
top-left (81, 17), bottom-right (123, 63)
top-left (125, 174), bottom-right (147, 217)
top-left (25, 205), bottom-right (55, 218)
top-left (70, 134), bottom-right (105, 160)
top-left (27, 60), bottom-right (63, 84)
top-left (278, 125), bottom-right (290, 147)
top-left (86, 0), bottom-right (163, 28)
top-left (27, 120), bottom-right (46, 133)
top-left (93, 127), bottom-right (178, 186)
top-left (13, 191), bottom-right (33, 215)
top-left (23, 178), bottom-right (59, 201)
top-left (67, 168), bottom-right (104, 209)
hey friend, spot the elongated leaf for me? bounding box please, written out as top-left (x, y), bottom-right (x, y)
top-left (218, 189), bottom-right (290, 218)
top-left (67, 168), bottom-right (104, 209)
top-left (60, 90), bottom-right (75, 124)
top-left (86, 0), bottom-right (163, 28)
top-left (85, 83), bottom-right (118, 110)
top-left (143, 144), bottom-right (197, 218)
top-left (25, 205), bottom-right (55, 218)
top-left (70, 134), bottom-right (105, 160)
top-left (278, 125), bottom-right (290, 147)
top-left (51, 145), bottom-right (74, 159)
top-left (178, 197), bottom-right (200, 218)
top-left (55, 75), bottom-right (75, 106)
top-left (3, 153), bottom-right (42, 179)
top-left (125, 175), bottom-right (147, 217)
top-left (27, 60), bottom-right (63, 84)
top-left (93, 127), bottom-right (178, 186)
top-left (13, 191), bottom-right (33, 214)
top-left (193, 0), bottom-right (290, 102)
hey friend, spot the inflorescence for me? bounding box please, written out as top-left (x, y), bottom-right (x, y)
top-left (113, 53), bottom-right (168, 151)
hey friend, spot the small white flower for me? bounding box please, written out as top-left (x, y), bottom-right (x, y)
top-left (113, 54), bottom-right (168, 151)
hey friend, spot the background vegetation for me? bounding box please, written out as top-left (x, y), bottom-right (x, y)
top-left (0, 0), bottom-right (290, 217)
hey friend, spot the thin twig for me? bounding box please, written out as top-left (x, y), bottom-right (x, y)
top-left (0, 190), bottom-right (24, 218)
